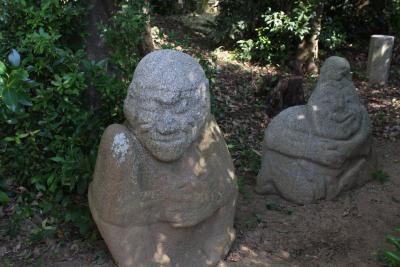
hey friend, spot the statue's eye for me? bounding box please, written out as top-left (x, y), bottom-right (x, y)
top-left (176, 99), bottom-right (189, 114)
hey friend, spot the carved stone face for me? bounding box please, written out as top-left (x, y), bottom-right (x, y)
top-left (124, 50), bottom-right (210, 162)
top-left (308, 79), bottom-right (362, 140)
top-left (306, 56), bottom-right (363, 140)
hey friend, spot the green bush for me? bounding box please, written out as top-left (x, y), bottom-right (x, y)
top-left (319, 19), bottom-right (347, 51)
top-left (0, 0), bottom-right (147, 238)
top-left (213, 0), bottom-right (395, 64)
top-left (0, 0), bottom-right (86, 56)
top-left (211, 0), bottom-right (276, 45)
top-left (151, 0), bottom-right (209, 15)
top-left (214, 0), bottom-right (319, 64)
top-left (250, 2), bottom-right (317, 63)
top-left (385, 0), bottom-right (400, 36)
top-left (102, 0), bottom-right (147, 81)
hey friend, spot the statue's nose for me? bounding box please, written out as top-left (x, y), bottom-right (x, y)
top-left (156, 114), bottom-right (180, 135)
top-left (334, 95), bottom-right (345, 111)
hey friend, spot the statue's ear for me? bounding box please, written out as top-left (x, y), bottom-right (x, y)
top-left (123, 95), bottom-right (137, 125)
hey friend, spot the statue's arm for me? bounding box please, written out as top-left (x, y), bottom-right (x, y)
top-left (264, 107), bottom-right (349, 167)
top-left (264, 106), bottom-right (313, 159)
top-left (89, 124), bottom-right (144, 227)
top-left (330, 109), bottom-right (373, 158)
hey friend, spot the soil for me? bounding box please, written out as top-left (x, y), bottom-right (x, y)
top-left (228, 138), bottom-right (400, 267)
top-left (1, 13), bottom-right (400, 267)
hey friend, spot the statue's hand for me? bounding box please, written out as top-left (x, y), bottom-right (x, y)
top-left (311, 139), bottom-right (345, 168)
top-left (159, 178), bottom-right (219, 227)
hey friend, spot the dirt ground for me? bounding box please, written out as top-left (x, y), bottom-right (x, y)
top-left (1, 13), bottom-right (400, 267)
top-left (228, 138), bottom-right (400, 267)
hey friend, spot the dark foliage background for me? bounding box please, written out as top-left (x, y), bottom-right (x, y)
top-left (0, 0), bottom-right (146, 238)
top-left (211, 0), bottom-right (400, 64)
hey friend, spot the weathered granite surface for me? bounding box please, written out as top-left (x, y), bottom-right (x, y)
top-left (256, 56), bottom-right (377, 204)
top-left (88, 50), bottom-right (237, 267)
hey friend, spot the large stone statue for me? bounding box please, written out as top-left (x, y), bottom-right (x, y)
top-left (88, 50), bottom-right (237, 267)
top-left (256, 56), bottom-right (377, 204)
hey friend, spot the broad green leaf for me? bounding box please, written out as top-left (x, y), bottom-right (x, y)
top-left (16, 133), bottom-right (29, 139)
top-left (4, 136), bottom-right (15, 142)
top-left (384, 251), bottom-right (400, 263)
top-left (6, 117), bottom-right (17, 124)
top-left (47, 175), bottom-right (55, 186)
top-left (0, 77), bottom-right (4, 95)
top-left (49, 182), bottom-right (58, 193)
top-left (0, 191), bottom-right (9, 204)
top-left (387, 235), bottom-right (400, 250)
top-left (0, 61), bottom-right (6, 74)
top-left (17, 92), bottom-right (32, 106)
top-left (35, 183), bottom-right (46, 192)
top-left (19, 98), bottom-right (32, 106)
top-left (10, 69), bottom-right (28, 81)
top-left (50, 156), bottom-right (64, 163)
top-left (2, 87), bottom-right (18, 112)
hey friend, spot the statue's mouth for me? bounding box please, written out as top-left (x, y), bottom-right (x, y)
top-left (151, 134), bottom-right (184, 143)
top-left (332, 112), bottom-right (353, 123)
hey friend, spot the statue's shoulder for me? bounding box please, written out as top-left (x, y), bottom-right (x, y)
top-left (268, 105), bottom-right (308, 132)
top-left (90, 124), bottom-right (142, 226)
top-left (101, 124), bottom-right (132, 144)
top-left (198, 115), bottom-right (227, 151)
top-left (99, 123), bottom-right (141, 160)
top-left (275, 105), bottom-right (306, 120)
top-left (95, 123), bottom-right (141, 181)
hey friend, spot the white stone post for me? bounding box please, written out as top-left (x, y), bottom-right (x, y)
top-left (367, 35), bottom-right (395, 86)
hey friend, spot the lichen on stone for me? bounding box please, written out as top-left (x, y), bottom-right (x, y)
top-left (111, 132), bottom-right (130, 164)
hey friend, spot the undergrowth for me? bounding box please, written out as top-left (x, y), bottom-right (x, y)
top-left (0, 0), bottom-right (147, 241)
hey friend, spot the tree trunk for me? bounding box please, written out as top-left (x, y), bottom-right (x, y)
top-left (294, 2), bottom-right (323, 75)
top-left (85, 0), bottom-right (117, 61)
top-left (82, 0), bottom-right (117, 111)
top-left (83, 0), bottom-right (154, 111)
top-left (85, 0), bottom-right (154, 60)
top-left (140, 0), bottom-right (155, 55)
top-left (266, 75), bottom-right (305, 116)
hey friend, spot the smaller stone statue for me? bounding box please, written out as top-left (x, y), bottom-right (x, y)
top-left (256, 56), bottom-right (377, 204)
top-left (88, 50), bottom-right (237, 267)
